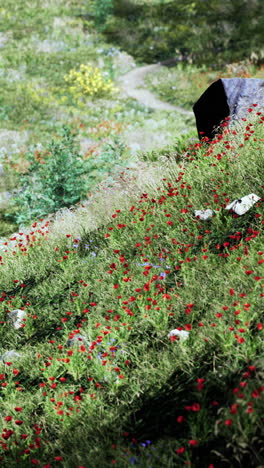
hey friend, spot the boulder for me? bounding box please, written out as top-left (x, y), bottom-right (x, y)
top-left (193, 209), bottom-right (215, 221)
top-left (193, 78), bottom-right (264, 140)
top-left (167, 329), bottom-right (189, 341)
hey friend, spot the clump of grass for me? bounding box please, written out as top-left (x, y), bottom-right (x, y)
top-left (0, 81), bottom-right (56, 125)
top-left (5, 126), bottom-right (89, 225)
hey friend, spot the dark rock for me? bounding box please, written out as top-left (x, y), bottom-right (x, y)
top-left (193, 78), bottom-right (264, 140)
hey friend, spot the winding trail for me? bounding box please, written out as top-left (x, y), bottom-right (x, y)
top-left (0, 60), bottom-right (194, 245)
top-left (118, 63), bottom-right (193, 115)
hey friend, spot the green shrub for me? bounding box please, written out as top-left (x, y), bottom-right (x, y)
top-left (92, 0), bottom-right (114, 28)
top-left (0, 206), bottom-right (17, 237)
top-left (7, 126), bottom-right (88, 225)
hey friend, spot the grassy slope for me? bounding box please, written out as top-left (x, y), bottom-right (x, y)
top-left (0, 1), bottom-right (263, 467)
top-left (0, 111), bottom-right (263, 467)
top-left (0, 0), bottom-right (195, 237)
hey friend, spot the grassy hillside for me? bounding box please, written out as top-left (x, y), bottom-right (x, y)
top-left (0, 0), bottom-right (263, 467)
top-left (0, 0), bottom-right (196, 237)
top-left (0, 110), bottom-right (263, 466)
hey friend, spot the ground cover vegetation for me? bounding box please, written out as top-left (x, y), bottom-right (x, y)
top-left (144, 62), bottom-right (264, 110)
top-left (0, 0), bottom-right (263, 466)
top-left (0, 0), bottom-right (195, 236)
top-left (97, 0), bottom-right (264, 66)
top-left (0, 107), bottom-right (263, 467)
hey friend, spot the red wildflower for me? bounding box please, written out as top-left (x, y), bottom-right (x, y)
top-left (224, 419), bottom-right (233, 426)
top-left (4, 415), bottom-right (12, 421)
top-left (176, 447), bottom-right (185, 454)
top-left (192, 403), bottom-right (201, 412)
top-left (189, 440), bottom-right (198, 446)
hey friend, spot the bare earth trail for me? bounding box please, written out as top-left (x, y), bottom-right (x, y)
top-left (118, 63), bottom-right (193, 115)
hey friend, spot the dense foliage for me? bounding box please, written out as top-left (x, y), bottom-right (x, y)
top-left (0, 112), bottom-right (263, 467)
top-left (92, 0), bottom-right (114, 28)
top-left (6, 127), bottom-right (88, 224)
top-left (99, 0), bottom-right (264, 66)
top-left (0, 0), bottom-right (263, 466)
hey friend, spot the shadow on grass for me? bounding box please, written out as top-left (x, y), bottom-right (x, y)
top-left (42, 347), bottom-right (264, 467)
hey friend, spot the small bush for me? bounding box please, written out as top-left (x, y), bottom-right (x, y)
top-left (7, 126), bottom-right (88, 225)
top-left (64, 64), bottom-right (116, 100)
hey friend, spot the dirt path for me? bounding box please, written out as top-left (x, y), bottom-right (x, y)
top-left (118, 63), bottom-right (193, 115)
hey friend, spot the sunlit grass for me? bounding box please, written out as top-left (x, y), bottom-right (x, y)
top-left (145, 62), bottom-right (264, 109)
top-left (0, 111), bottom-right (263, 467)
top-left (0, 0), bottom-right (263, 466)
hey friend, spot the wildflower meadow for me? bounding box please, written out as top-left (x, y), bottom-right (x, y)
top-left (0, 107), bottom-right (263, 467)
top-left (0, 0), bottom-right (263, 467)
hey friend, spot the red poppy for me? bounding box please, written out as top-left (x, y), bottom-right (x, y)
top-left (192, 403), bottom-right (201, 412)
top-left (189, 440), bottom-right (198, 446)
top-left (224, 419), bottom-right (233, 426)
top-left (176, 447), bottom-right (185, 454)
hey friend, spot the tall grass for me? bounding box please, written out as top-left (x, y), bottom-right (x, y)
top-left (0, 111), bottom-right (263, 467)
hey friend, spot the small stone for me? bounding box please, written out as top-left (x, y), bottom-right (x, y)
top-left (67, 334), bottom-right (90, 347)
top-left (8, 309), bottom-right (27, 329)
top-left (225, 193), bottom-right (261, 215)
top-left (1, 350), bottom-right (22, 363)
top-left (167, 329), bottom-right (189, 340)
top-left (194, 209), bottom-right (215, 220)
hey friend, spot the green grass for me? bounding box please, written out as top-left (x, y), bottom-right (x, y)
top-left (0, 0), bottom-right (194, 237)
top-left (0, 111), bottom-right (263, 467)
top-left (0, 1), bottom-right (263, 466)
top-left (145, 63), bottom-right (264, 110)
top-left (102, 0), bottom-right (264, 67)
